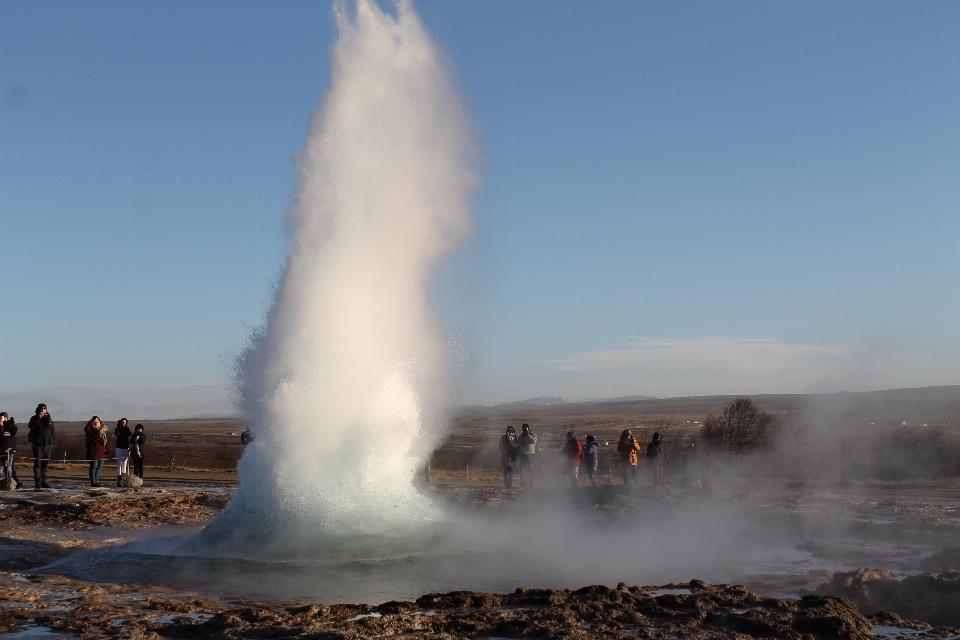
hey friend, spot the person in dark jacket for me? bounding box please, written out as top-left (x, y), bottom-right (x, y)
top-left (130, 424), bottom-right (145, 479)
top-left (84, 416), bottom-right (107, 487)
top-left (582, 435), bottom-right (600, 487)
top-left (114, 418), bottom-right (132, 485)
top-left (562, 431), bottom-right (583, 487)
top-left (517, 424), bottom-right (538, 490)
top-left (498, 426), bottom-right (518, 489)
top-left (1, 412), bottom-right (23, 489)
top-left (646, 432), bottom-right (668, 487)
top-left (27, 403), bottom-right (55, 490)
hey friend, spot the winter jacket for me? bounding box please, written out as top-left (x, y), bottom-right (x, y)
top-left (115, 424), bottom-right (132, 449)
top-left (582, 441), bottom-right (599, 471)
top-left (131, 432), bottom-right (145, 458)
top-left (85, 424), bottom-right (107, 460)
top-left (562, 438), bottom-right (583, 466)
top-left (646, 442), bottom-right (666, 465)
top-left (28, 414), bottom-right (56, 448)
top-left (518, 431), bottom-right (538, 456)
top-left (1, 419), bottom-right (17, 452)
top-left (499, 434), bottom-right (518, 461)
top-left (617, 437), bottom-right (641, 466)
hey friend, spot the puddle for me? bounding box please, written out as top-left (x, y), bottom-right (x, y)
top-left (3, 627), bottom-right (76, 639)
top-left (647, 588), bottom-right (691, 597)
top-left (344, 612), bottom-right (382, 622)
top-left (871, 625), bottom-right (928, 638)
top-left (148, 613), bottom-right (213, 624)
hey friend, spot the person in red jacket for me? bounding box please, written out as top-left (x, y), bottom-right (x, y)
top-left (84, 416), bottom-right (107, 487)
top-left (562, 431), bottom-right (583, 487)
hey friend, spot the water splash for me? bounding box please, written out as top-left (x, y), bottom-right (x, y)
top-left (195, 0), bottom-right (476, 557)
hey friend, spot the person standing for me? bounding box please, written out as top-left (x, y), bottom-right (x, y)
top-left (84, 416), bottom-right (107, 487)
top-left (517, 424), bottom-right (538, 490)
top-left (646, 431), bottom-right (668, 487)
top-left (27, 404), bottom-right (55, 490)
top-left (1, 412), bottom-right (23, 489)
top-left (562, 431), bottom-right (583, 487)
top-left (498, 426), bottom-right (519, 489)
top-left (130, 424), bottom-right (145, 479)
top-left (582, 435), bottom-right (600, 487)
top-left (114, 418), bottom-right (132, 485)
top-left (616, 429), bottom-right (641, 485)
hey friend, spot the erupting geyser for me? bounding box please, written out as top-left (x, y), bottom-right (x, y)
top-left (196, 0), bottom-right (476, 556)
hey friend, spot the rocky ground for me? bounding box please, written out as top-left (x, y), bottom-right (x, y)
top-left (3, 482), bottom-right (960, 638)
top-left (4, 571), bottom-right (957, 639)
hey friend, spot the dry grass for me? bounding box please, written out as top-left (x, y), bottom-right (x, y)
top-left (9, 388), bottom-right (958, 484)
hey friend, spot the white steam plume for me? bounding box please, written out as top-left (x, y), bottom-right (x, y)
top-left (198, 0), bottom-right (476, 556)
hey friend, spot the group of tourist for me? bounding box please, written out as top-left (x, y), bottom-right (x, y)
top-left (0, 403), bottom-right (146, 491)
top-left (83, 416), bottom-right (145, 487)
top-left (498, 425), bottom-right (668, 489)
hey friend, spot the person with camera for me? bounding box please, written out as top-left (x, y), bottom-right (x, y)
top-left (517, 423), bottom-right (538, 490)
top-left (616, 429), bottom-right (641, 485)
top-left (498, 425), bottom-right (519, 489)
top-left (1, 412), bottom-right (23, 489)
top-left (27, 403), bottom-right (55, 490)
top-left (646, 431), bottom-right (668, 487)
top-left (114, 417), bottom-right (133, 486)
top-left (562, 431), bottom-right (583, 487)
top-left (581, 434), bottom-right (600, 487)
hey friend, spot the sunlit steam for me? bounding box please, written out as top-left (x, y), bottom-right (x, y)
top-left (197, 0), bottom-right (476, 556)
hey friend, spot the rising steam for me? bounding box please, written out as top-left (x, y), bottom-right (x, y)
top-left (197, 0), bottom-right (476, 556)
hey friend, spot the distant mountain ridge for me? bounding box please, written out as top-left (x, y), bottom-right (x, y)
top-left (497, 394), bottom-right (661, 406)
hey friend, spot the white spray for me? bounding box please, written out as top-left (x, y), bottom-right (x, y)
top-left (199, 0), bottom-right (476, 556)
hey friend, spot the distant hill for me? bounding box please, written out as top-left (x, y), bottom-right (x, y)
top-left (497, 394), bottom-right (660, 407)
top-left (459, 385), bottom-right (960, 427)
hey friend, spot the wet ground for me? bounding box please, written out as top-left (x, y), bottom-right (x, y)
top-left (2, 478), bottom-right (960, 638)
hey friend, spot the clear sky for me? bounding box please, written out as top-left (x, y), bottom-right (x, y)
top-left (1, 0), bottom-right (958, 418)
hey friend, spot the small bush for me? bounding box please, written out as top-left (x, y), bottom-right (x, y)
top-left (700, 397), bottom-right (777, 456)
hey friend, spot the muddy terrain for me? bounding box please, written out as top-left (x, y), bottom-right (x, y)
top-left (5, 572), bottom-right (952, 640)
top-left (3, 481), bottom-right (960, 638)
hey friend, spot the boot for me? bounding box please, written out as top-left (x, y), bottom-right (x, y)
top-left (40, 481), bottom-right (51, 488)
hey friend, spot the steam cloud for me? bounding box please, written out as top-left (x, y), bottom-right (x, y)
top-left (198, 0), bottom-right (476, 556)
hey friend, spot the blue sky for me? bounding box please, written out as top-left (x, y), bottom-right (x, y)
top-left (1, 0), bottom-right (958, 418)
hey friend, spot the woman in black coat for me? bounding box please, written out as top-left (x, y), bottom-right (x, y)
top-left (130, 424), bottom-right (145, 479)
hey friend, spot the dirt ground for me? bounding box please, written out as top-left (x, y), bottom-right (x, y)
top-left (3, 480), bottom-right (960, 638)
top-left (5, 570), bottom-right (945, 640)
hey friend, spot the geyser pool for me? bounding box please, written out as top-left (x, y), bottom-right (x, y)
top-left (192, 0), bottom-right (477, 556)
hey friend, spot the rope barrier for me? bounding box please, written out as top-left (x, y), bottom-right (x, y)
top-left (4, 452), bottom-right (237, 462)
